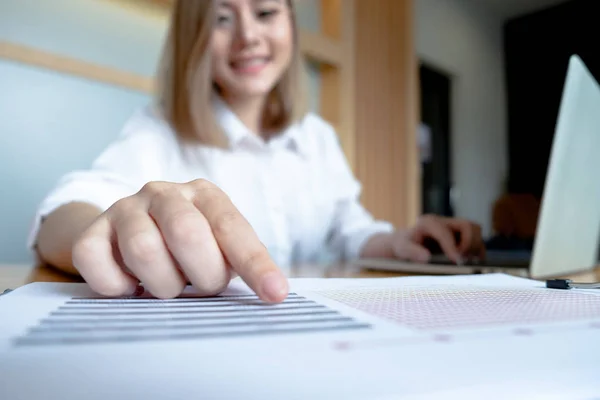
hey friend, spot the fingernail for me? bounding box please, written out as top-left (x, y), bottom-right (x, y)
top-left (455, 255), bottom-right (464, 265)
top-left (261, 272), bottom-right (288, 302)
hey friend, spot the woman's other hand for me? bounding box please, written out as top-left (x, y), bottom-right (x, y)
top-left (391, 214), bottom-right (485, 263)
top-left (361, 214), bottom-right (485, 264)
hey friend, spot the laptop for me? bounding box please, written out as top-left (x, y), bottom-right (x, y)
top-left (355, 54), bottom-right (600, 279)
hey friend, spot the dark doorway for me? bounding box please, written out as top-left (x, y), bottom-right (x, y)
top-left (504, 0), bottom-right (600, 196)
top-left (419, 63), bottom-right (453, 217)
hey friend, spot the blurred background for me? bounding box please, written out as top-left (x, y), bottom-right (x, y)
top-left (0, 0), bottom-right (598, 264)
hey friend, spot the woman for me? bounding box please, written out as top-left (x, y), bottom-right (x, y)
top-left (32, 0), bottom-right (484, 303)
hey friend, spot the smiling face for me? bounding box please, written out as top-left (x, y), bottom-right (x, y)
top-left (210, 0), bottom-right (294, 101)
top-left (156, 0), bottom-right (305, 146)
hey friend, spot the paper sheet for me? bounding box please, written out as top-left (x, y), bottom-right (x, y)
top-left (1, 273), bottom-right (599, 399)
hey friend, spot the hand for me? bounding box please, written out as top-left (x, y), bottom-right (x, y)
top-left (71, 180), bottom-right (289, 302)
top-left (389, 214), bottom-right (485, 264)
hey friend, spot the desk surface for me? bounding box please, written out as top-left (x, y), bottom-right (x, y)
top-left (2, 262), bottom-right (600, 292)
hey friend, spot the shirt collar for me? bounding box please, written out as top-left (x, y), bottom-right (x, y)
top-left (212, 95), bottom-right (308, 157)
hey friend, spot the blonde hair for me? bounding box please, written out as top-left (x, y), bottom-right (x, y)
top-left (155, 0), bottom-right (307, 147)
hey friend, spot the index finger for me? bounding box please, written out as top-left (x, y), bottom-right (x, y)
top-left (419, 218), bottom-right (462, 263)
top-left (444, 218), bottom-right (473, 255)
top-left (188, 181), bottom-right (289, 303)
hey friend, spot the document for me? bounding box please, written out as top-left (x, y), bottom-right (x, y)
top-left (1, 273), bottom-right (599, 400)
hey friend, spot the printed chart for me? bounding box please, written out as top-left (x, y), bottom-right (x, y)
top-left (13, 293), bottom-right (371, 347)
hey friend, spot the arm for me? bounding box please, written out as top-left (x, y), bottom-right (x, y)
top-left (316, 121), bottom-right (472, 262)
top-left (36, 202), bottom-right (102, 275)
top-left (317, 121), bottom-right (395, 260)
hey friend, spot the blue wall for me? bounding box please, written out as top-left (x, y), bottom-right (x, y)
top-left (0, 0), bottom-right (321, 263)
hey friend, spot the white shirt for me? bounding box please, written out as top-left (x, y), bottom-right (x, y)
top-left (28, 99), bottom-right (394, 267)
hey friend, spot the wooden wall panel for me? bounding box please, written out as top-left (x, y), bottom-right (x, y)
top-left (353, 0), bottom-right (420, 228)
top-left (318, 0), bottom-right (355, 169)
